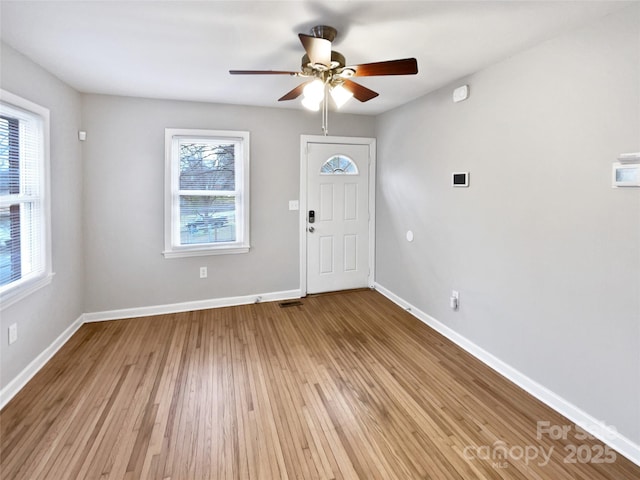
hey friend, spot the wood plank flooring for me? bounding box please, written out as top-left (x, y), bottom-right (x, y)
top-left (1, 289), bottom-right (639, 479)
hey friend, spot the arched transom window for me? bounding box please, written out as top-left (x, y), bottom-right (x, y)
top-left (320, 155), bottom-right (359, 175)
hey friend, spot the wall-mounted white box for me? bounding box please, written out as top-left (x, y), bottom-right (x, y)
top-left (613, 153), bottom-right (640, 187)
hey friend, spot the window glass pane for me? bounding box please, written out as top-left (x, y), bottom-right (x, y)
top-left (0, 116), bottom-right (19, 196)
top-left (179, 141), bottom-right (235, 191)
top-left (179, 195), bottom-right (236, 245)
top-left (0, 206), bottom-right (21, 287)
top-left (0, 117), bottom-right (9, 196)
top-left (0, 207), bottom-right (11, 285)
top-left (320, 155), bottom-right (358, 175)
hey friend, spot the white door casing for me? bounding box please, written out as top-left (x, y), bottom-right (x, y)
top-left (300, 136), bottom-right (376, 295)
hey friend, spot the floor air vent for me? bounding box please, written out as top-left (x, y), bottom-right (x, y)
top-left (279, 300), bottom-right (303, 308)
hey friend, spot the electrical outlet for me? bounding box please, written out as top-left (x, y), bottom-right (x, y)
top-left (8, 323), bottom-right (18, 344)
top-left (199, 266), bottom-right (207, 278)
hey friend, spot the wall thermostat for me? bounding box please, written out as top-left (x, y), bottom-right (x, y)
top-left (452, 172), bottom-right (469, 187)
top-left (612, 162), bottom-right (640, 187)
top-left (612, 152), bottom-right (640, 187)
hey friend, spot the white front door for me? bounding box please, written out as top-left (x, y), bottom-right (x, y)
top-left (304, 139), bottom-right (374, 294)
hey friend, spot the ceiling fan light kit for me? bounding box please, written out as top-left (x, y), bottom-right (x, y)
top-left (303, 79), bottom-right (325, 104)
top-left (301, 94), bottom-right (321, 112)
top-left (230, 25), bottom-right (418, 135)
top-left (330, 84), bottom-right (354, 108)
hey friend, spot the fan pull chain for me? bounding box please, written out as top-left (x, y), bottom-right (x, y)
top-left (322, 86), bottom-right (329, 136)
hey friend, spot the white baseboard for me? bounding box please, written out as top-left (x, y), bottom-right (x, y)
top-left (0, 313), bottom-right (85, 410)
top-left (374, 282), bottom-right (640, 467)
top-left (1, 289), bottom-right (301, 409)
top-left (82, 289), bottom-right (302, 323)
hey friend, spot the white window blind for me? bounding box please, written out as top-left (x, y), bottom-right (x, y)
top-left (0, 90), bottom-right (52, 306)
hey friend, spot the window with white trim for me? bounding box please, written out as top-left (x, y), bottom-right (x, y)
top-left (0, 90), bottom-right (52, 307)
top-left (164, 129), bottom-right (250, 258)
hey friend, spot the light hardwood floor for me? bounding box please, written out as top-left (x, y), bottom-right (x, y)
top-left (1, 289), bottom-right (639, 479)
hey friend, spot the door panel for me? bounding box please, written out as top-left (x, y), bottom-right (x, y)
top-left (344, 183), bottom-right (358, 220)
top-left (319, 236), bottom-right (334, 274)
top-left (344, 234), bottom-right (358, 272)
top-left (306, 142), bottom-right (370, 294)
top-left (319, 184), bottom-right (334, 221)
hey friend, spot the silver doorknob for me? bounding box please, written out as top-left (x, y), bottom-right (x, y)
top-left (308, 226), bottom-right (315, 233)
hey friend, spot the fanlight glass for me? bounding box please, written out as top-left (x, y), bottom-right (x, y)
top-left (320, 155), bottom-right (358, 175)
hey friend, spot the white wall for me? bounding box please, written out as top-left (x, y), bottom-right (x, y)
top-left (375, 5), bottom-right (640, 445)
top-left (0, 43), bottom-right (84, 391)
top-left (81, 94), bottom-right (375, 313)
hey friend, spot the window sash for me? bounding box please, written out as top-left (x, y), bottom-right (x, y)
top-left (174, 193), bottom-right (242, 247)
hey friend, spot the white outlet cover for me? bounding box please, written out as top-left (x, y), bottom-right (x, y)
top-left (289, 200), bottom-right (299, 211)
top-left (8, 323), bottom-right (18, 344)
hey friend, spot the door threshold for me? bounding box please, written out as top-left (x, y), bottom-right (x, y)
top-left (304, 287), bottom-right (374, 298)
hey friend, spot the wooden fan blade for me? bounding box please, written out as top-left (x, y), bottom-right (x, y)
top-left (299, 34), bottom-right (332, 66)
top-left (229, 70), bottom-right (299, 75)
top-left (342, 80), bottom-right (379, 102)
top-left (350, 58), bottom-right (418, 77)
top-left (278, 82), bottom-right (310, 101)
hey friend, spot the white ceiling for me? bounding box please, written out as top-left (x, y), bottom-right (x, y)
top-left (0, 1), bottom-right (630, 115)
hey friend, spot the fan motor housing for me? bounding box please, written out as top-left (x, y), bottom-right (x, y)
top-left (301, 51), bottom-right (346, 74)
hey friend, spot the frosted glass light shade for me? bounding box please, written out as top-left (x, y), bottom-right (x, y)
top-left (330, 84), bottom-right (353, 108)
top-left (303, 79), bottom-right (325, 103)
top-left (301, 97), bottom-right (321, 111)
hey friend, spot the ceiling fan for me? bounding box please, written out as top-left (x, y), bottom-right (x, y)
top-left (229, 25), bottom-right (418, 115)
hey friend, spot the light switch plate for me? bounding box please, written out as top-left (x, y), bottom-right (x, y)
top-left (289, 200), bottom-right (299, 211)
top-left (8, 323), bottom-right (17, 344)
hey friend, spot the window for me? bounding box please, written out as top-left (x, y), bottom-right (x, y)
top-left (320, 155), bottom-right (358, 175)
top-left (164, 129), bottom-right (250, 258)
top-left (0, 90), bottom-right (52, 308)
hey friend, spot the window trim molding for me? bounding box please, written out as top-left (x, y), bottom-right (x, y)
top-left (0, 89), bottom-right (53, 310)
top-left (163, 128), bottom-right (250, 258)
